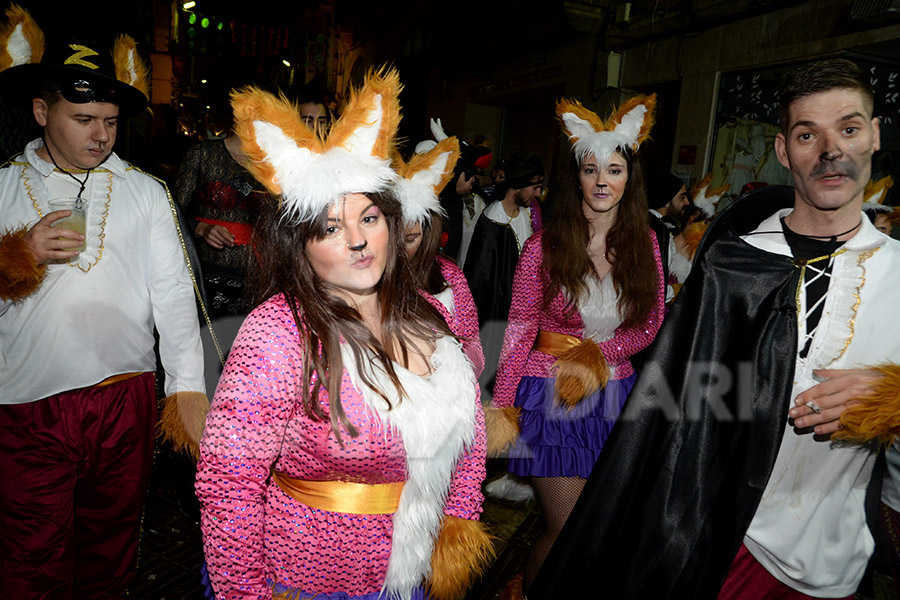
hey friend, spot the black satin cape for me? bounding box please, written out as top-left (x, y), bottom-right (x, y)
top-left (462, 212), bottom-right (521, 328)
top-left (531, 185), bottom-right (812, 598)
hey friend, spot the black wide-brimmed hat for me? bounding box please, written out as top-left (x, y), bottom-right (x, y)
top-left (0, 5), bottom-right (149, 117)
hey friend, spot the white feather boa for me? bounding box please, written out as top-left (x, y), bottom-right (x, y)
top-left (341, 336), bottom-right (477, 600)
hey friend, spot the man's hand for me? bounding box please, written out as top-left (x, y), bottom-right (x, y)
top-left (23, 210), bottom-right (84, 264)
top-left (195, 222), bottom-right (234, 249)
top-left (789, 368), bottom-right (884, 436)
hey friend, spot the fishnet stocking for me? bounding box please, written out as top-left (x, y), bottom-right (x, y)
top-left (523, 476), bottom-right (586, 591)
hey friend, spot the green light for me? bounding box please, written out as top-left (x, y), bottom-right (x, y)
top-left (188, 13), bottom-right (196, 24)
top-left (217, 21), bottom-right (223, 31)
top-left (201, 17), bottom-right (210, 28)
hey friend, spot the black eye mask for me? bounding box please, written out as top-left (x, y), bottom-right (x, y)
top-left (59, 79), bottom-right (120, 105)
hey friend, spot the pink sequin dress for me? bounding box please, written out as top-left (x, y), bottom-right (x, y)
top-left (435, 255), bottom-right (484, 378)
top-left (492, 230), bottom-right (665, 477)
top-left (196, 294), bottom-right (486, 600)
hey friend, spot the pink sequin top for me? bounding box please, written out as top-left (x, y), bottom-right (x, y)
top-left (491, 229), bottom-right (665, 408)
top-left (436, 255), bottom-right (485, 377)
top-left (196, 294), bottom-right (486, 599)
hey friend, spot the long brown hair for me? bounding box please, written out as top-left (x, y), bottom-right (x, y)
top-left (407, 212), bottom-right (448, 295)
top-left (542, 149), bottom-right (658, 328)
top-left (251, 191), bottom-right (452, 441)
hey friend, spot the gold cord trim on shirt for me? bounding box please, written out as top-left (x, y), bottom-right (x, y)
top-left (271, 471), bottom-right (405, 515)
top-left (534, 329), bottom-right (582, 357)
top-left (26, 166), bottom-right (113, 273)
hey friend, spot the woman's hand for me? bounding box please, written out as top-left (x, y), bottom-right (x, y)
top-left (195, 222), bottom-right (235, 249)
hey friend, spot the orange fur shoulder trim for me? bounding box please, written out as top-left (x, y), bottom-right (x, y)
top-left (428, 516), bottom-right (495, 600)
top-left (0, 227), bottom-right (46, 302)
top-left (158, 391), bottom-right (210, 461)
top-left (484, 405), bottom-right (520, 457)
top-left (834, 365), bottom-right (900, 446)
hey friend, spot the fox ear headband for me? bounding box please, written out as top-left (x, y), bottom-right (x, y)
top-left (556, 93), bottom-right (656, 166)
top-left (231, 67), bottom-right (401, 225)
top-left (393, 137), bottom-right (460, 225)
top-left (692, 173), bottom-right (730, 219)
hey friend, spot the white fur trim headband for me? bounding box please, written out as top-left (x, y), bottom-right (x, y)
top-left (231, 68), bottom-right (401, 225)
top-left (556, 94), bottom-right (656, 166)
top-left (393, 137), bottom-right (460, 225)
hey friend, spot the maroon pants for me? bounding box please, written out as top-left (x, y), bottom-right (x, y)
top-left (0, 373), bottom-right (157, 600)
top-left (717, 544), bottom-right (855, 600)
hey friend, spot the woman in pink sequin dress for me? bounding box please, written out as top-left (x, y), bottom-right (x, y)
top-left (396, 138), bottom-right (484, 379)
top-left (490, 94), bottom-right (666, 590)
top-left (195, 70), bottom-right (490, 600)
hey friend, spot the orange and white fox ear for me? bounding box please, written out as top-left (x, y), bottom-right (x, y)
top-left (231, 67), bottom-right (401, 225)
top-left (692, 173), bottom-right (729, 219)
top-left (0, 4), bottom-right (44, 72)
top-left (556, 93), bottom-right (656, 166)
top-left (394, 137), bottom-right (460, 224)
top-left (327, 67), bottom-right (401, 161)
top-left (112, 35), bottom-right (149, 99)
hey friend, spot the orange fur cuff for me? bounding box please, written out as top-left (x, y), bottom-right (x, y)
top-left (835, 365), bottom-right (900, 446)
top-left (484, 405), bottom-right (520, 457)
top-left (554, 338), bottom-right (609, 410)
top-left (158, 391), bottom-right (210, 461)
top-left (0, 228), bottom-right (46, 302)
top-left (428, 516), bottom-right (495, 600)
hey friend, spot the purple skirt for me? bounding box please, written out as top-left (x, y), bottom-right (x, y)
top-left (508, 373), bottom-right (636, 478)
top-left (270, 582), bottom-right (428, 600)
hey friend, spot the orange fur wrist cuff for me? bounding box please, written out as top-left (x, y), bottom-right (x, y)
top-left (428, 516), bottom-right (495, 600)
top-left (158, 391), bottom-right (210, 461)
top-left (0, 228), bottom-right (46, 302)
top-left (835, 365), bottom-right (900, 446)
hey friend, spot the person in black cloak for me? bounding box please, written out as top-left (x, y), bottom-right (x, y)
top-left (529, 58), bottom-right (900, 600)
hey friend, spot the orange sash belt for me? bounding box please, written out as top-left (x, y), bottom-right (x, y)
top-left (534, 329), bottom-right (582, 357)
top-left (271, 471), bottom-right (405, 515)
top-left (97, 372), bottom-right (144, 387)
top-left (196, 218), bottom-right (253, 246)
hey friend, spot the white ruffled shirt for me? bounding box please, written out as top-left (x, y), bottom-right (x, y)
top-left (0, 139), bottom-right (205, 403)
top-left (741, 208), bottom-right (900, 596)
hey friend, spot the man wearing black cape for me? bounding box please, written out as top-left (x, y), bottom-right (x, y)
top-left (530, 59), bottom-right (900, 599)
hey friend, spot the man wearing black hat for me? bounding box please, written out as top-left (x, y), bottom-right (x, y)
top-left (0, 9), bottom-right (205, 598)
top-left (647, 172), bottom-right (692, 302)
top-left (463, 152), bottom-right (544, 329)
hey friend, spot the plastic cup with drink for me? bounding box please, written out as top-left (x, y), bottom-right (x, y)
top-left (48, 197), bottom-right (87, 253)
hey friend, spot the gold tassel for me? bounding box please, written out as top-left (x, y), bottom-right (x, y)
top-left (553, 338), bottom-right (608, 410)
top-left (0, 227), bottom-right (47, 302)
top-left (484, 405), bottom-right (520, 456)
top-left (158, 391), bottom-right (209, 461)
top-left (834, 365), bottom-right (900, 446)
top-left (427, 516), bottom-right (495, 600)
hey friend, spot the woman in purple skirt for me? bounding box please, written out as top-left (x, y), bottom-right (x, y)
top-left (490, 94), bottom-right (666, 591)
